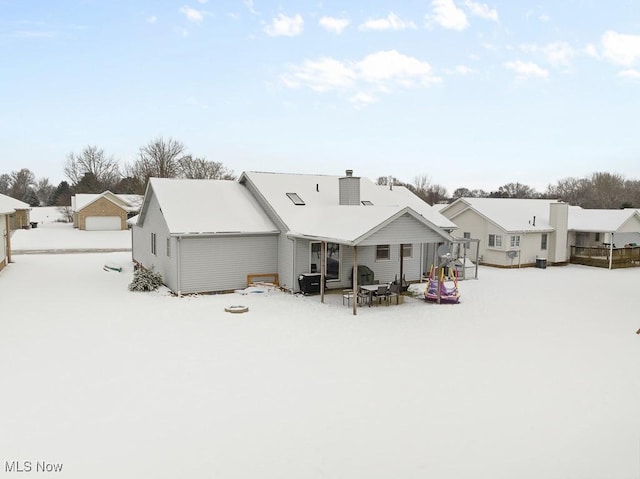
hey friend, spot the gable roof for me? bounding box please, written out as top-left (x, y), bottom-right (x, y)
top-left (0, 193), bottom-right (30, 215)
top-left (240, 171), bottom-right (455, 244)
top-left (73, 192), bottom-right (143, 213)
top-left (442, 197), bottom-right (561, 232)
top-left (568, 207), bottom-right (640, 232)
top-left (139, 178), bottom-right (278, 235)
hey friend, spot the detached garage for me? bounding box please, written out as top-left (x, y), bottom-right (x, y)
top-left (72, 192), bottom-right (143, 231)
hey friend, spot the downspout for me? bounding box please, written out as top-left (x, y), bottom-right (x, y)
top-left (288, 236), bottom-right (297, 293)
top-left (5, 215), bottom-right (11, 264)
top-left (177, 236), bottom-right (182, 297)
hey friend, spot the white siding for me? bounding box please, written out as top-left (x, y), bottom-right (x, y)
top-left (358, 214), bottom-right (443, 246)
top-left (179, 235), bottom-right (278, 294)
top-left (131, 192), bottom-right (178, 291)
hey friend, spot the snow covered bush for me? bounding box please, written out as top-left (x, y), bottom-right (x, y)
top-left (128, 267), bottom-right (163, 292)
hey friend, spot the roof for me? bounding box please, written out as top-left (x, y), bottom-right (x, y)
top-left (442, 197), bottom-right (561, 232)
top-left (568, 207), bottom-right (640, 232)
top-left (0, 193), bottom-right (30, 215)
top-left (240, 171), bottom-right (455, 244)
top-left (140, 178), bottom-right (278, 235)
top-left (73, 192), bottom-right (143, 213)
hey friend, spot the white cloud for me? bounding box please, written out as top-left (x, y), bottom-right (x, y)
top-left (319, 16), bottom-right (350, 34)
top-left (359, 12), bottom-right (416, 31)
top-left (505, 60), bottom-right (549, 80)
top-left (521, 41), bottom-right (576, 67)
top-left (464, 0), bottom-right (498, 22)
top-left (244, 0), bottom-right (258, 15)
top-left (197, 0), bottom-right (208, 3)
top-left (179, 6), bottom-right (204, 23)
top-left (446, 65), bottom-right (475, 75)
top-left (147, 15), bottom-right (158, 24)
top-left (601, 30), bottom-right (640, 67)
top-left (281, 50), bottom-right (440, 106)
top-left (264, 13), bottom-right (304, 37)
top-left (428, 0), bottom-right (469, 30)
top-left (281, 57), bottom-right (356, 92)
top-left (618, 69), bottom-right (640, 80)
top-left (585, 43), bottom-right (600, 59)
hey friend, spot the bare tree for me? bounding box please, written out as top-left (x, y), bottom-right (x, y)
top-left (495, 182), bottom-right (538, 199)
top-left (126, 137), bottom-right (188, 187)
top-left (64, 145), bottom-right (121, 192)
top-left (9, 168), bottom-right (36, 201)
top-left (35, 178), bottom-right (55, 206)
top-left (178, 157), bottom-right (236, 180)
top-left (0, 173), bottom-right (10, 195)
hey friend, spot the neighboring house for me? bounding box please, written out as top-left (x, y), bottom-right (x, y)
top-left (440, 198), bottom-right (640, 269)
top-left (439, 198), bottom-right (569, 267)
top-left (0, 193), bottom-right (30, 272)
top-left (72, 192), bottom-right (143, 230)
top-left (132, 171), bottom-right (456, 296)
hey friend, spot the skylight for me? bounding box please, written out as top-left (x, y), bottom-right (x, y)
top-left (286, 192), bottom-right (305, 205)
top-left (361, 200), bottom-right (373, 206)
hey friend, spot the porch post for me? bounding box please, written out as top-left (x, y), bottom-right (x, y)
top-left (609, 232), bottom-right (613, 270)
top-left (320, 241), bottom-right (326, 303)
top-left (353, 245), bottom-right (358, 316)
top-left (5, 215), bottom-right (11, 264)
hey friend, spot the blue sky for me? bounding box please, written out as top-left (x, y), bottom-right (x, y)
top-left (1, 0), bottom-right (639, 194)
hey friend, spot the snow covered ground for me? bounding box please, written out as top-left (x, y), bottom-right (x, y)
top-left (1, 223), bottom-right (640, 478)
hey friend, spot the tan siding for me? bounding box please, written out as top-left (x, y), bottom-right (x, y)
top-left (78, 197), bottom-right (126, 230)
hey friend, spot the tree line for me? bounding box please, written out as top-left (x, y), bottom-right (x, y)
top-left (378, 172), bottom-right (640, 209)
top-left (0, 137), bottom-right (236, 207)
top-left (2, 138), bottom-right (639, 210)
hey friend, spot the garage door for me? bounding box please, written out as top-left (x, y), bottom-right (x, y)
top-left (85, 216), bottom-right (121, 231)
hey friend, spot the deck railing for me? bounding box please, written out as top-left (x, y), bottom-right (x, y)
top-left (570, 245), bottom-right (640, 268)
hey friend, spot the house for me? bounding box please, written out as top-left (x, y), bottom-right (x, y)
top-left (72, 192), bottom-right (143, 230)
top-left (438, 198), bottom-right (569, 267)
top-left (0, 193), bottom-right (30, 272)
top-left (440, 198), bottom-right (640, 269)
top-left (132, 171), bottom-right (456, 299)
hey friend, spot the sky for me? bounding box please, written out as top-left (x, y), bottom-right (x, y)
top-left (1, 0), bottom-right (640, 194)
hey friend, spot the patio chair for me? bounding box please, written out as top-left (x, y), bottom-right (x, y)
top-left (342, 289), bottom-right (354, 306)
top-left (373, 284), bottom-right (390, 306)
top-left (387, 282), bottom-right (400, 305)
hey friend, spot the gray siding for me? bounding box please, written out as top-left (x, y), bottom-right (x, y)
top-left (359, 213), bottom-right (443, 246)
top-left (339, 176), bottom-right (361, 205)
top-left (179, 235), bottom-right (278, 294)
top-left (132, 192), bottom-right (178, 292)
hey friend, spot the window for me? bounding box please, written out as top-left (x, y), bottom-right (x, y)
top-left (401, 244), bottom-right (413, 258)
top-left (488, 234), bottom-right (502, 248)
top-left (541, 233), bottom-right (547, 250)
top-left (376, 244), bottom-right (390, 261)
top-left (151, 233), bottom-right (157, 255)
top-left (510, 235), bottom-right (520, 248)
top-left (286, 192), bottom-right (305, 205)
top-left (595, 232), bottom-right (600, 242)
top-left (166, 238), bottom-right (171, 257)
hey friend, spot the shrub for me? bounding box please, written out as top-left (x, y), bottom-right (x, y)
top-left (128, 267), bottom-right (163, 292)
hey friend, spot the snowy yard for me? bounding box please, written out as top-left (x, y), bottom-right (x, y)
top-left (1, 225), bottom-right (640, 478)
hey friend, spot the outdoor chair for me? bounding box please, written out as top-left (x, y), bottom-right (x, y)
top-left (342, 289), bottom-right (354, 306)
top-left (387, 283), bottom-right (400, 305)
top-left (373, 284), bottom-right (390, 306)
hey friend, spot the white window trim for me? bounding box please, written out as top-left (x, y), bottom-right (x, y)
top-left (376, 244), bottom-right (391, 261)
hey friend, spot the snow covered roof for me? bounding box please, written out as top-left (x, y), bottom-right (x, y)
top-left (0, 193), bottom-right (30, 215)
top-left (73, 192), bottom-right (143, 212)
top-left (443, 198), bottom-right (561, 232)
top-left (240, 171), bottom-right (455, 244)
top-left (141, 178), bottom-right (278, 235)
top-left (568, 206), bottom-right (640, 232)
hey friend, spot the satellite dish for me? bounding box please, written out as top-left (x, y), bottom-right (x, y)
top-left (507, 250), bottom-right (519, 259)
